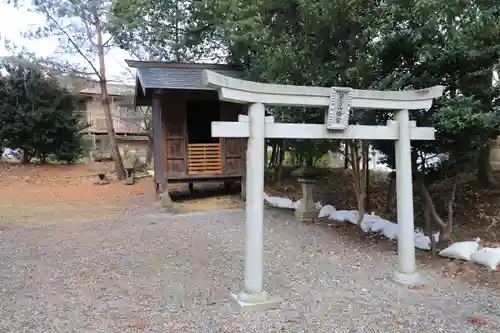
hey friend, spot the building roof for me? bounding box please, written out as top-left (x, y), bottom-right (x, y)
top-left (136, 66), bottom-right (245, 91)
top-left (125, 60), bottom-right (247, 105)
top-left (116, 135), bottom-right (149, 141)
top-left (78, 82), bottom-right (134, 96)
top-left (58, 74), bottom-right (134, 97)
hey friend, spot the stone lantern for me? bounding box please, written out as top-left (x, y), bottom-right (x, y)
top-left (291, 165), bottom-right (322, 221)
top-left (123, 158), bottom-right (136, 185)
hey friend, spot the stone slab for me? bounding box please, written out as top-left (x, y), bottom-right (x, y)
top-left (295, 208), bottom-right (318, 221)
top-left (229, 293), bottom-right (282, 312)
top-left (392, 270), bottom-right (426, 286)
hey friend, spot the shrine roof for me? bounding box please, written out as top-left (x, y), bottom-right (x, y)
top-left (126, 60), bottom-right (247, 105)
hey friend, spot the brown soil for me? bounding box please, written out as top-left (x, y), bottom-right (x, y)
top-left (0, 162), bottom-right (154, 229)
top-left (0, 162), bottom-right (243, 230)
top-left (0, 162), bottom-right (151, 202)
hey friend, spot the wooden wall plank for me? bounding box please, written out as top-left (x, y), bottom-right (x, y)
top-left (163, 92), bottom-right (187, 174)
top-left (220, 102), bottom-right (246, 173)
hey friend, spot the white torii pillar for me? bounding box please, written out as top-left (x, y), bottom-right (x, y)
top-left (238, 103), bottom-right (270, 306)
top-left (203, 70), bottom-right (445, 311)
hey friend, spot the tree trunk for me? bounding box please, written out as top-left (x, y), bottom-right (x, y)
top-left (268, 141), bottom-right (277, 169)
top-left (364, 146), bottom-right (370, 209)
top-left (306, 155), bottom-right (314, 167)
top-left (21, 149), bottom-right (30, 164)
top-left (96, 21), bottom-right (126, 180)
top-left (349, 141), bottom-right (367, 226)
top-left (418, 171), bottom-right (459, 248)
top-left (274, 140), bottom-right (286, 184)
top-left (467, 69), bottom-right (497, 189)
top-left (344, 141), bottom-right (349, 169)
top-left (274, 142), bottom-right (281, 169)
top-left (477, 143), bottom-right (498, 188)
top-left (386, 171), bottom-right (396, 213)
top-left (146, 134), bottom-right (153, 166)
top-left (422, 205), bottom-right (437, 254)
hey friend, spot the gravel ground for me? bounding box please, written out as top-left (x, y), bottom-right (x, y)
top-left (1, 208), bottom-right (499, 333)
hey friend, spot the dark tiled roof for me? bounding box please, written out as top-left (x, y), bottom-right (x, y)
top-left (126, 60), bottom-right (246, 91)
top-left (137, 67), bottom-right (245, 90)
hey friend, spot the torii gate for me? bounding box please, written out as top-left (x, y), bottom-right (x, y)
top-left (203, 70), bottom-right (445, 311)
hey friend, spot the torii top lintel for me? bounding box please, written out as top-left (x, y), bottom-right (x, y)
top-left (202, 70), bottom-right (445, 110)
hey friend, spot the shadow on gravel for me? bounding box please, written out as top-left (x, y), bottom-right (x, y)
top-left (169, 182), bottom-right (242, 202)
top-left (165, 182), bottom-right (244, 213)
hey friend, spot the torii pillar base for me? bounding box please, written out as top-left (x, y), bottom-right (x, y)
top-left (229, 292), bottom-right (282, 312)
top-left (392, 270), bottom-right (425, 286)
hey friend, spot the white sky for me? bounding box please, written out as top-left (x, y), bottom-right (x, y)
top-left (0, 3), bottom-right (133, 83)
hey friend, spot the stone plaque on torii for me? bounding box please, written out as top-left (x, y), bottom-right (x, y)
top-left (203, 70), bottom-right (444, 311)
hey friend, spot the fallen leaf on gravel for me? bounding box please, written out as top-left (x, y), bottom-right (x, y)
top-left (408, 284), bottom-right (428, 290)
top-left (266, 310), bottom-right (279, 318)
top-left (129, 318), bottom-right (146, 329)
top-left (468, 315), bottom-right (489, 325)
top-left (79, 269), bottom-right (89, 279)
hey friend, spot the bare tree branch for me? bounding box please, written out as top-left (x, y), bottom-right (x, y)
top-left (68, 0), bottom-right (95, 23)
top-left (81, 18), bottom-right (98, 49)
top-left (40, 5), bottom-right (101, 78)
top-left (114, 61), bottom-right (136, 84)
top-left (418, 179), bottom-right (447, 229)
top-left (446, 170), bottom-right (459, 234)
top-left (102, 35), bottom-right (113, 48)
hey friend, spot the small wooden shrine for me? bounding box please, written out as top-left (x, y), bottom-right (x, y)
top-left (126, 60), bottom-right (247, 194)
